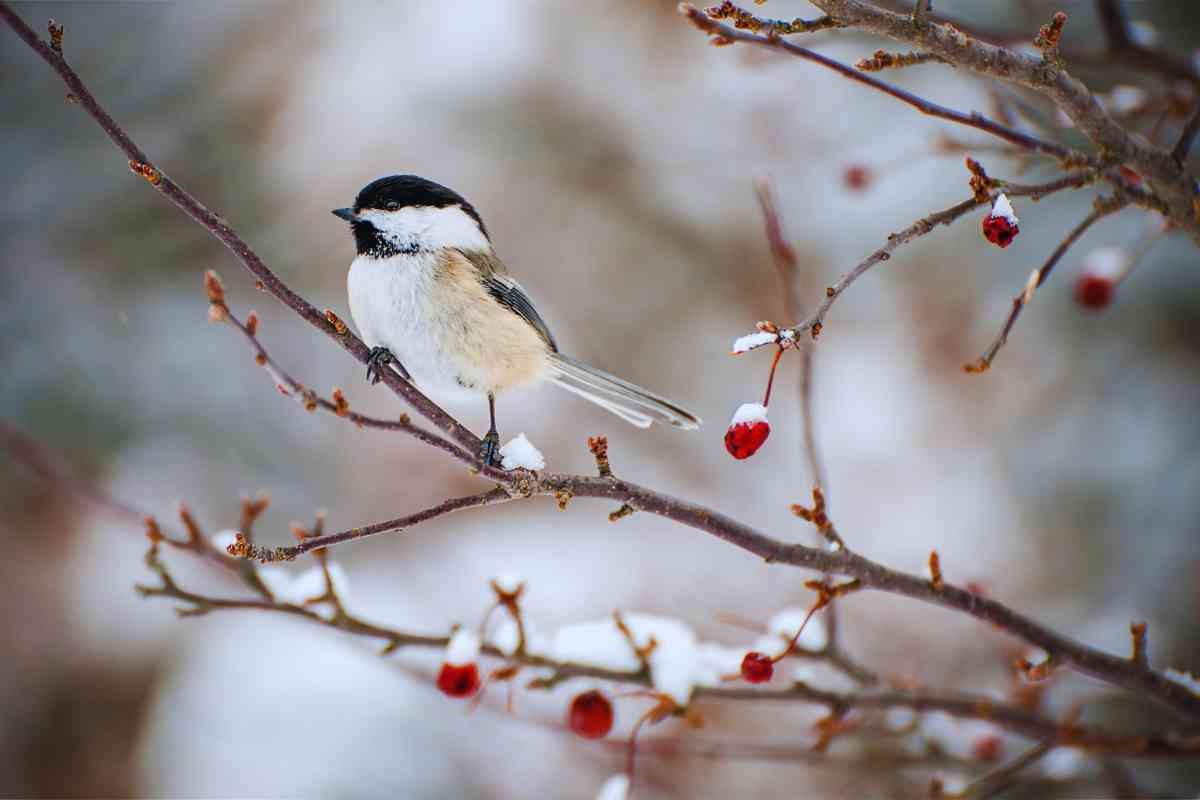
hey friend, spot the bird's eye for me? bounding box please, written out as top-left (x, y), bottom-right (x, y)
top-left (385, 201), bottom-right (400, 211)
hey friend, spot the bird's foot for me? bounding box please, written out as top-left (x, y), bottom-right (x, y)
top-left (479, 429), bottom-right (502, 468)
top-left (366, 347), bottom-right (410, 384)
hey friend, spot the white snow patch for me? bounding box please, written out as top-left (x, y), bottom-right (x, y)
top-left (935, 774), bottom-right (968, 794)
top-left (487, 617), bottom-right (549, 658)
top-left (500, 433), bottom-right (544, 471)
top-left (991, 193), bottom-right (1018, 225)
top-left (445, 628), bottom-right (481, 666)
top-left (1024, 646), bottom-right (1049, 667)
top-left (749, 634), bottom-right (790, 659)
top-left (728, 402), bottom-right (768, 426)
top-left (885, 707), bottom-right (916, 731)
top-left (596, 774), bottom-right (630, 800)
top-left (731, 331), bottom-right (777, 354)
top-left (694, 642), bottom-right (745, 686)
top-left (1164, 668), bottom-right (1200, 696)
top-left (920, 712), bottom-right (996, 760)
top-left (1083, 246), bottom-right (1126, 279)
top-left (210, 529), bottom-right (239, 555)
top-left (1041, 748), bottom-right (1088, 779)
top-left (767, 607), bottom-right (828, 651)
top-left (551, 614), bottom-right (703, 705)
top-left (1105, 85), bottom-right (1147, 114)
top-left (255, 564), bottom-right (349, 620)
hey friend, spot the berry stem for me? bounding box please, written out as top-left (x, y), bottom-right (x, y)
top-left (770, 597), bottom-right (825, 664)
top-left (761, 346), bottom-right (785, 407)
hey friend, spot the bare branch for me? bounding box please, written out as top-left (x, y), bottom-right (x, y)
top-left (680, 4), bottom-right (1089, 165)
top-left (964, 196), bottom-right (1127, 373)
top-left (966, 739), bottom-right (1054, 799)
top-left (792, 0), bottom-right (1200, 243)
top-left (703, 1), bottom-right (842, 35)
top-left (6, 1), bottom-right (1200, 728)
top-left (856, 49), bottom-right (947, 72)
top-left (1172, 104), bottom-right (1200, 165)
top-left (0, 2), bottom-right (495, 465)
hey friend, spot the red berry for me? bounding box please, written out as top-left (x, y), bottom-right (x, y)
top-left (436, 662), bottom-right (480, 698)
top-left (982, 214), bottom-right (1019, 248)
top-left (1074, 273), bottom-right (1114, 309)
top-left (972, 735), bottom-right (1003, 762)
top-left (843, 164), bottom-right (871, 191)
top-left (1118, 165), bottom-right (1143, 186)
top-left (568, 690), bottom-right (614, 738)
top-left (725, 403), bottom-right (771, 460)
top-left (725, 420), bottom-right (770, 459)
top-left (740, 651), bottom-right (774, 683)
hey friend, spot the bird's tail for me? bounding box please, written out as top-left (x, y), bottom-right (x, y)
top-left (548, 353), bottom-right (701, 430)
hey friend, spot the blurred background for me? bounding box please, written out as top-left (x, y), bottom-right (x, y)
top-left (2, 1), bottom-right (1199, 797)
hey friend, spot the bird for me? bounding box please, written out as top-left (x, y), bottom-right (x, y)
top-left (333, 175), bottom-right (700, 467)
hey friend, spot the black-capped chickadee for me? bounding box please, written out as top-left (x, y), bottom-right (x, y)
top-left (333, 175), bottom-right (700, 466)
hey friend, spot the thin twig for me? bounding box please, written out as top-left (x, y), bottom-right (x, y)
top-left (966, 740), bottom-right (1055, 799)
top-left (0, 3), bottom-right (496, 470)
top-left (1171, 104), bottom-right (1200, 165)
top-left (219, 303), bottom-right (474, 464)
top-left (964, 197), bottom-right (1127, 373)
top-left (137, 543), bottom-right (1200, 758)
top-left (681, 5), bottom-right (1088, 164)
top-left (788, 0), bottom-right (1200, 243)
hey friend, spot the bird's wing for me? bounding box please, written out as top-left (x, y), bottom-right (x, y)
top-left (456, 248), bottom-right (558, 352)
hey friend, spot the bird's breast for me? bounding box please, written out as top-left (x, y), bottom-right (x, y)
top-left (346, 252), bottom-right (550, 400)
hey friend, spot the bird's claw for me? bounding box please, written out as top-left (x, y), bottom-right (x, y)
top-left (366, 346), bottom-right (409, 385)
top-left (480, 429), bottom-right (501, 468)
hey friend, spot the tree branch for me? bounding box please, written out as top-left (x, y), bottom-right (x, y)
top-left (964, 196), bottom-right (1127, 373)
top-left (0, 2), bottom-right (493, 466)
top-left (5, 0), bottom-right (1200, 734)
top-left (781, 0), bottom-right (1200, 243)
top-left (681, 4), bottom-right (1090, 165)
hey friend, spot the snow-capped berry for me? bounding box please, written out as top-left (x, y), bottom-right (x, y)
top-left (843, 164), bottom-right (871, 192)
top-left (568, 690), bottom-right (614, 739)
top-left (1074, 274), bottom-right (1114, 309)
top-left (724, 403), bottom-right (770, 460)
top-left (436, 662), bottom-right (480, 698)
top-left (740, 651), bottom-right (774, 683)
top-left (438, 629), bottom-right (482, 698)
top-left (982, 193), bottom-right (1019, 248)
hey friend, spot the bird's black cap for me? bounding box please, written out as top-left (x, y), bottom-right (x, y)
top-left (348, 174), bottom-right (486, 236)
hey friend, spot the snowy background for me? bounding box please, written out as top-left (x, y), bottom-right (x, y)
top-left (2, 1), bottom-right (1199, 797)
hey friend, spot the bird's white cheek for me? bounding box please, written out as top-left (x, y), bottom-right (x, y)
top-left (357, 206), bottom-right (489, 252)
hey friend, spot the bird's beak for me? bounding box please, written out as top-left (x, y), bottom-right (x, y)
top-left (332, 207), bottom-right (355, 221)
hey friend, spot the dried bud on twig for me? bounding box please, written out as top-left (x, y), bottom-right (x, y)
top-left (143, 516), bottom-right (164, 544)
top-left (324, 309), bottom-right (348, 335)
top-left (608, 503), bottom-right (636, 523)
top-left (927, 550), bottom-right (944, 590)
top-left (588, 435), bottom-right (612, 478)
top-left (332, 388), bottom-right (350, 417)
top-left (1130, 621), bottom-right (1149, 668)
top-left (1034, 11), bottom-right (1068, 58)
top-left (855, 49), bottom-right (945, 72)
top-left (47, 19), bottom-right (63, 53)
top-left (128, 159), bottom-right (161, 186)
